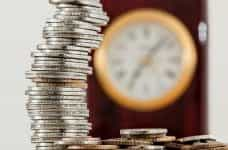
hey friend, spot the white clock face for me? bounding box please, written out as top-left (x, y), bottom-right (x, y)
top-left (106, 23), bottom-right (183, 100)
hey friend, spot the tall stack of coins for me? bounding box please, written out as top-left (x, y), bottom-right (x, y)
top-left (25, 0), bottom-right (109, 150)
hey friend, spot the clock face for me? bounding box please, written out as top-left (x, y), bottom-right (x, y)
top-left (95, 9), bottom-right (197, 111)
top-left (107, 23), bottom-right (183, 100)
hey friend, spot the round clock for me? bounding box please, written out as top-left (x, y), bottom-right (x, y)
top-left (94, 9), bottom-right (197, 111)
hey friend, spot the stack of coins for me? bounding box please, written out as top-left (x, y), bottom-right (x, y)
top-left (56, 137), bottom-right (119, 150)
top-left (25, 0), bottom-right (109, 150)
top-left (166, 135), bottom-right (228, 150)
top-left (103, 128), bottom-right (175, 149)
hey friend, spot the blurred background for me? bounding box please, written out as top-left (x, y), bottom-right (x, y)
top-left (0, 0), bottom-right (227, 149)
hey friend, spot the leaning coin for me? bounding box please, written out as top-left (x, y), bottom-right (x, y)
top-left (177, 135), bottom-right (216, 143)
top-left (191, 141), bottom-right (226, 150)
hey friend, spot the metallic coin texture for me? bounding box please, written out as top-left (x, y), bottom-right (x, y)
top-left (25, 0), bottom-right (109, 150)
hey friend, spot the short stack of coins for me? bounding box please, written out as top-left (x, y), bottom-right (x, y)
top-left (103, 128), bottom-right (175, 149)
top-left (166, 135), bottom-right (228, 150)
top-left (56, 137), bottom-right (119, 150)
top-left (25, 0), bottom-right (109, 150)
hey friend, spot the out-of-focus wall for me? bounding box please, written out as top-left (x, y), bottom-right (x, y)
top-left (208, 0), bottom-right (228, 142)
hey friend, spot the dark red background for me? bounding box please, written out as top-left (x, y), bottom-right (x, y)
top-left (88, 0), bottom-right (208, 139)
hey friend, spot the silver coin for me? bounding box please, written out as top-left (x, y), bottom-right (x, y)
top-left (44, 32), bottom-right (103, 41)
top-left (26, 91), bottom-right (86, 96)
top-left (36, 143), bottom-right (59, 147)
top-left (64, 129), bottom-right (89, 133)
top-left (44, 27), bottom-right (99, 36)
top-left (45, 37), bottom-right (74, 42)
top-left (32, 62), bottom-right (90, 69)
top-left (30, 115), bottom-right (88, 120)
top-left (31, 137), bottom-right (60, 143)
top-left (31, 124), bottom-right (91, 130)
top-left (29, 110), bottom-right (89, 116)
top-left (43, 26), bottom-right (75, 32)
top-left (49, 0), bottom-right (102, 8)
top-left (33, 132), bottom-right (63, 138)
top-left (57, 4), bottom-right (103, 12)
top-left (177, 135), bottom-right (216, 143)
top-left (33, 130), bottom-right (62, 133)
top-left (74, 39), bottom-right (100, 44)
top-left (56, 10), bottom-right (108, 21)
top-left (27, 104), bottom-right (87, 109)
top-left (32, 119), bottom-right (89, 124)
top-left (73, 41), bottom-right (99, 48)
top-left (28, 86), bottom-right (85, 92)
top-left (26, 72), bottom-right (87, 80)
top-left (120, 128), bottom-right (168, 136)
top-left (62, 132), bottom-right (88, 137)
top-left (34, 57), bottom-right (89, 64)
top-left (33, 50), bottom-right (89, 56)
top-left (66, 45), bottom-right (94, 52)
top-left (37, 43), bottom-right (65, 50)
top-left (55, 137), bottom-right (101, 145)
top-left (45, 22), bottom-right (75, 28)
top-left (27, 95), bottom-right (86, 100)
top-left (36, 145), bottom-right (64, 150)
top-left (31, 52), bottom-right (92, 60)
top-left (30, 68), bottom-right (92, 75)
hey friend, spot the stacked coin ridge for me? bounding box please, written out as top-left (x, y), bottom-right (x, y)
top-left (26, 0), bottom-right (109, 150)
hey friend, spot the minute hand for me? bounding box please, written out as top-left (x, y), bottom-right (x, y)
top-left (128, 38), bottom-right (167, 90)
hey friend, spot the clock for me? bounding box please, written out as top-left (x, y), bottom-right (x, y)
top-left (94, 9), bottom-right (197, 111)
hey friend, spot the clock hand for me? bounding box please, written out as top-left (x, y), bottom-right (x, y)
top-left (128, 37), bottom-right (167, 90)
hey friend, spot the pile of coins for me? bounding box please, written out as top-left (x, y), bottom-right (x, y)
top-left (166, 135), bottom-right (228, 150)
top-left (25, 0), bottom-right (109, 150)
top-left (103, 129), bottom-right (228, 150)
top-left (103, 128), bottom-right (175, 149)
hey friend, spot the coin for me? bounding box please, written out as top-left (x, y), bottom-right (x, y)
top-left (177, 135), bottom-right (216, 143)
top-left (68, 145), bottom-right (119, 150)
top-left (128, 145), bottom-right (165, 150)
top-left (55, 137), bottom-right (101, 145)
top-left (120, 129), bottom-right (168, 137)
top-left (103, 138), bottom-right (152, 146)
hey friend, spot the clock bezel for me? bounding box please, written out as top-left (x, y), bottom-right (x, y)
top-left (94, 9), bottom-right (197, 111)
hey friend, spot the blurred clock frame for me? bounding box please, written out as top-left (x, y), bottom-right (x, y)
top-left (88, 0), bottom-right (208, 139)
top-left (94, 9), bottom-right (197, 111)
